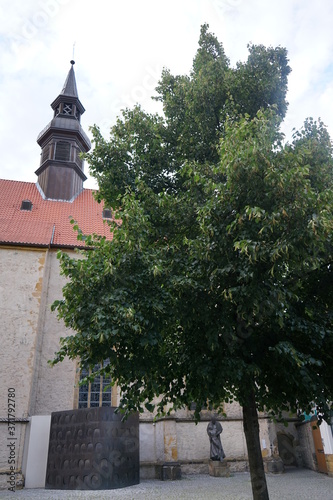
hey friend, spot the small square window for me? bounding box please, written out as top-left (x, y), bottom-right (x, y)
top-left (102, 209), bottom-right (112, 220)
top-left (20, 200), bottom-right (33, 211)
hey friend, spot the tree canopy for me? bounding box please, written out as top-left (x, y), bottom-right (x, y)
top-left (87, 24), bottom-right (291, 201)
top-left (51, 25), bottom-right (332, 500)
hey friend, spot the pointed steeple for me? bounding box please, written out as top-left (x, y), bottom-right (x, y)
top-left (35, 61), bottom-right (91, 201)
top-left (50, 60), bottom-right (86, 120)
top-left (60, 60), bottom-right (78, 98)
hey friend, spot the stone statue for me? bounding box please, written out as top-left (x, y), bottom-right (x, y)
top-left (207, 417), bottom-right (226, 461)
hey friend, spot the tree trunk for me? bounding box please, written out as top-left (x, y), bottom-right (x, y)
top-left (242, 390), bottom-right (269, 500)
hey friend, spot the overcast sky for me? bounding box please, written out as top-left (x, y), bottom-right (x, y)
top-left (1, 0), bottom-right (333, 189)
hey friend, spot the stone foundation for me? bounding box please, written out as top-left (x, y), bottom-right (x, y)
top-left (159, 462), bottom-right (181, 481)
top-left (180, 461), bottom-right (209, 475)
top-left (139, 458), bottom-right (248, 479)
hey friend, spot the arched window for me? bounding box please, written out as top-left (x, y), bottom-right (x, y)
top-left (78, 362), bottom-right (112, 408)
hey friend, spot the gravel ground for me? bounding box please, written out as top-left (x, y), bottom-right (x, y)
top-left (0, 468), bottom-right (332, 500)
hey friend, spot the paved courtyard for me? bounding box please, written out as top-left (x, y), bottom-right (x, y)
top-left (0, 468), bottom-right (332, 500)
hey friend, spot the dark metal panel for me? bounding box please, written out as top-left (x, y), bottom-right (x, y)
top-left (45, 407), bottom-right (140, 490)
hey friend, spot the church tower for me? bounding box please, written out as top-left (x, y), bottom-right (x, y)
top-left (35, 61), bottom-right (91, 201)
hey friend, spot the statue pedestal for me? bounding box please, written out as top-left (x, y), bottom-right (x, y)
top-left (209, 459), bottom-right (231, 477)
top-left (263, 457), bottom-right (284, 474)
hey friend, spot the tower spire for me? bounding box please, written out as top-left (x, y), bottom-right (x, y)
top-left (35, 61), bottom-right (91, 201)
top-left (60, 60), bottom-right (78, 98)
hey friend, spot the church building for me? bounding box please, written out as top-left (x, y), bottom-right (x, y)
top-left (0, 62), bottom-right (332, 490)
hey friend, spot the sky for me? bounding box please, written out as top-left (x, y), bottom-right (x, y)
top-left (0, 0), bottom-right (333, 189)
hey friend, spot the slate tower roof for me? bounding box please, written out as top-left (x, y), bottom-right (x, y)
top-left (60, 59), bottom-right (79, 97)
top-left (35, 61), bottom-right (91, 201)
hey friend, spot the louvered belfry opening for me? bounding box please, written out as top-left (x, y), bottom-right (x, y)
top-left (35, 61), bottom-right (91, 201)
top-left (55, 141), bottom-right (70, 162)
top-left (41, 144), bottom-right (51, 164)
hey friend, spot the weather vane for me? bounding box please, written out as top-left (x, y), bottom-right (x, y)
top-left (72, 41), bottom-right (76, 61)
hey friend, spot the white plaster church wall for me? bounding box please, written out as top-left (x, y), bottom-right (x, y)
top-left (138, 416), bottom-right (273, 476)
top-left (177, 417), bottom-right (271, 467)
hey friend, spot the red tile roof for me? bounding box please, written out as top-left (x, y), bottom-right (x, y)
top-left (0, 179), bottom-right (112, 248)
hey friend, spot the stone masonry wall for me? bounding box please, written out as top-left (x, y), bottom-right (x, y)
top-left (0, 247), bottom-right (78, 489)
top-left (296, 421), bottom-right (317, 470)
top-left (0, 247), bottom-right (47, 488)
top-left (30, 249), bottom-right (77, 416)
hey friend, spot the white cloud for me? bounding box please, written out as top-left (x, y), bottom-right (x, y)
top-left (1, 0), bottom-right (333, 189)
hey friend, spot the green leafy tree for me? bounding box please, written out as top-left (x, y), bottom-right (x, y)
top-left (51, 26), bottom-right (332, 500)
